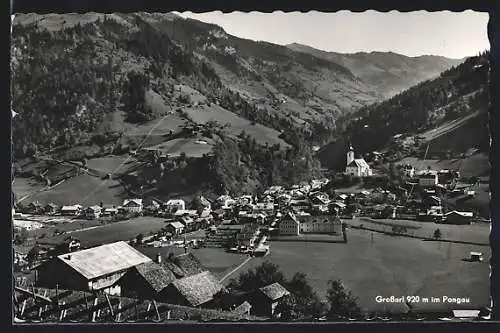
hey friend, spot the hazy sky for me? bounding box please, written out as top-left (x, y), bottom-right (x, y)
top-left (176, 10), bottom-right (489, 59)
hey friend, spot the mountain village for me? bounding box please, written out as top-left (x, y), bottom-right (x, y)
top-left (12, 143), bottom-right (489, 321)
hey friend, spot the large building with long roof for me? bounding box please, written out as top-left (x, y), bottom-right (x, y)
top-left (36, 241), bottom-right (152, 295)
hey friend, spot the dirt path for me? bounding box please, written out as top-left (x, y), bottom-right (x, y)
top-left (219, 256), bottom-right (253, 283)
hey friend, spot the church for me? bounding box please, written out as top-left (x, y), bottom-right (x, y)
top-left (345, 145), bottom-right (372, 177)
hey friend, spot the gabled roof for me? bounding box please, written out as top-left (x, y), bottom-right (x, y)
top-left (169, 271), bottom-right (224, 307)
top-left (168, 221), bottom-right (185, 229)
top-left (172, 253), bottom-right (206, 277)
top-left (445, 211), bottom-right (474, 217)
top-left (166, 199), bottom-right (185, 206)
top-left (55, 241), bottom-right (152, 280)
top-left (258, 282), bottom-right (290, 301)
top-left (123, 199), bottom-right (143, 207)
top-left (347, 158), bottom-right (370, 169)
top-left (133, 261), bottom-right (176, 292)
top-left (232, 301), bottom-right (252, 314)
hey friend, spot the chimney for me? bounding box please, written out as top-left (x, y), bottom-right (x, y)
top-left (155, 253), bottom-right (162, 264)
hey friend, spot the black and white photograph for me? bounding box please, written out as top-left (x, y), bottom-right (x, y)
top-left (10, 9), bottom-right (493, 323)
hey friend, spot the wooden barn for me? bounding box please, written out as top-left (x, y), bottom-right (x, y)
top-left (35, 241), bottom-right (152, 295)
top-left (158, 271), bottom-right (225, 308)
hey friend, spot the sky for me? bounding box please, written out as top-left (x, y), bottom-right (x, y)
top-left (176, 10), bottom-right (489, 59)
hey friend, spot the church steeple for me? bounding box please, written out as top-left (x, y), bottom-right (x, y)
top-left (347, 143), bottom-right (355, 166)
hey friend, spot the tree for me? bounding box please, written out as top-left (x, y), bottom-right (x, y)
top-left (136, 233), bottom-right (144, 245)
top-left (325, 279), bottom-right (363, 319)
top-left (434, 228), bottom-right (442, 240)
top-left (228, 261), bottom-right (286, 292)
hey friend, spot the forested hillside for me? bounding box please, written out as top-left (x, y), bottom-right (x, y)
top-left (318, 52), bottom-right (489, 170)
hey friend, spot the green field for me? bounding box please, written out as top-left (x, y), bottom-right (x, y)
top-left (398, 152), bottom-right (489, 178)
top-left (25, 174), bottom-right (126, 206)
top-left (85, 155), bottom-right (132, 174)
top-left (144, 137), bottom-right (215, 158)
top-left (245, 229), bottom-right (490, 313)
top-left (43, 216), bottom-right (168, 247)
top-left (13, 177), bottom-right (46, 201)
top-left (185, 105), bottom-right (289, 147)
top-left (349, 218), bottom-right (490, 244)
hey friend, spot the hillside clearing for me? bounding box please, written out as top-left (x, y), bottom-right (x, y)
top-left (25, 174), bottom-right (126, 206)
top-left (185, 104), bottom-right (289, 147)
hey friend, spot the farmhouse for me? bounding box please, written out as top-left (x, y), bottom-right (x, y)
top-left (445, 211), bottom-right (474, 225)
top-left (166, 221), bottom-right (185, 235)
top-left (84, 205), bottom-right (102, 219)
top-left (120, 199), bottom-right (143, 213)
top-left (278, 212), bottom-right (300, 236)
top-left (345, 145), bottom-right (372, 177)
top-left (60, 205), bottom-right (83, 216)
top-left (298, 215), bottom-right (342, 234)
top-left (250, 282), bottom-right (290, 317)
top-left (158, 271), bottom-right (224, 308)
top-left (36, 241), bottom-right (152, 295)
top-left (402, 164), bottom-right (415, 178)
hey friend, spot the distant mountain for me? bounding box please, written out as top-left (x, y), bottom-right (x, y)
top-left (318, 52), bottom-right (489, 171)
top-left (287, 43), bottom-right (465, 98)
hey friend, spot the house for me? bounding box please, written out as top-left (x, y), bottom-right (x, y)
top-left (165, 221), bottom-right (185, 235)
top-left (158, 271), bottom-right (225, 308)
top-left (216, 195), bottom-right (236, 208)
top-left (417, 170), bottom-right (439, 187)
top-left (237, 195), bottom-right (254, 206)
top-left (279, 212), bottom-right (300, 236)
top-left (36, 241), bottom-right (152, 295)
top-left (264, 186), bottom-right (284, 196)
top-left (402, 164), bottom-right (415, 178)
top-left (330, 201), bottom-right (347, 214)
top-left (44, 203), bottom-right (60, 215)
top-left (118, 260), bottom-right (176, 299)
top-left (445, 211), bottom-right (474, 225)
top-left (345, 145), bottom-right (372, 177)
top-left (251, 282), bottom-right (290, 317)
top-left (145, 200), bottom-right (161, 213)
top-left (60, 205), bottom-right (83, 216)
top-left (165, 199), bottom-right (186, 213)
top-left (101, 206), bottom-right (118, 217)
top-left (84, 205), bottom-right (102, 219)
top-left (120, 199), bottom-right (143, 213)
top-left (298, 215), bottom-right (343, 234)
top-left (179, 215), bottom-right (195, 231)
top-left (253, 202), bottom-right (274, 215)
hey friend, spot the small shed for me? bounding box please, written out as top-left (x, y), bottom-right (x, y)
top-left (251, 282), bottom-right (290, 316)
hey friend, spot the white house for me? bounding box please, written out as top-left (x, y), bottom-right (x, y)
top-left (165, 199), bottom-right (186, 213)
top-left (60, 205), bottom-right (83, 216)
top-left (402, 164), bottom-right (415, 178)
top-left (345, 145), bottom-right (372, 177)
top-left (120, 199), bottom-right (143, 213)
top-left (417, 170), bottom-right (439, 187)
top-left (279, 212), bottom-right (300, 236)
top-left (298, 215), bottom-right (342, 235)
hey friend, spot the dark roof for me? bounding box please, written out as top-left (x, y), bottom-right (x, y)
top-left (161, 261), bottom-right (186, 279)
top-left (258, 283), bottom-right (290, 301)
top-left (134, 262), bottom-right (177, 292)
top-left (170, 271), bottom-right (224, 307)
top-left (172, 253), bottom-right (206, 277)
